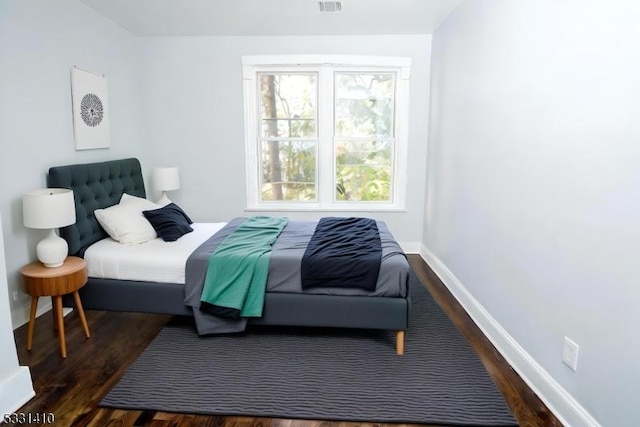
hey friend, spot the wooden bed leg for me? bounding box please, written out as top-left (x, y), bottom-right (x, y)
top-left (396, 330), bottom-right (405, 355)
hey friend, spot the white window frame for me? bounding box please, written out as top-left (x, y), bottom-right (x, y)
top-left (242, 55), bottom-right (411, 211)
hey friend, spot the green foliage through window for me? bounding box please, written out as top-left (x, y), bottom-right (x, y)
top-left (259, 73), bottom-right (317, 202)
top-left (257, 70), bottom-right (396, 203)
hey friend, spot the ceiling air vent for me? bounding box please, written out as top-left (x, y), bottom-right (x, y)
top-left (318, 1), bottom-right (342, 12)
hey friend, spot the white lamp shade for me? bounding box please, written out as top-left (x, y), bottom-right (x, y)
top-left (23, 188), bottom-right (76, 229)
top-left (23, 188), bottom-right (75, 267)
top-left (152, 167), bottom-right (180, 192)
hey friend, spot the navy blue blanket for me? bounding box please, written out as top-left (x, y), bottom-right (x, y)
top-left (301, 217), bottom-right (382, 291)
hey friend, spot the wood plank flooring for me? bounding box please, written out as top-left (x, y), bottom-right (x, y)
top-left (12, 255), bottom-right (562, 426)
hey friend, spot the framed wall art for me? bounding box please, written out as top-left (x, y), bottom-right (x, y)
top-left (71, 66), bottom-right (110, 150)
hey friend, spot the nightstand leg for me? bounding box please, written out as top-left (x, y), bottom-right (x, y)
top-left (72, 291), bottom-right (90, 338)
top-left (26, 297), bottom-right (38, 351)
top-left (52, 298), bottom-right (58, 330)
top-left (54, 296), bottom-right (67, 358)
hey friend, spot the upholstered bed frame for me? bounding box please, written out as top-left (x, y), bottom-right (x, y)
top-left (48, 158), bottom-right (410, 353)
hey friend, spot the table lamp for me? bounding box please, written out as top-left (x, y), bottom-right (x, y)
top-left (152, 167), bottom-right (180, 205)
top-left (23, 188), bottom-right (76, 268)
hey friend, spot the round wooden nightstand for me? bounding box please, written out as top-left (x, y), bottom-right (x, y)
top-left (21, 256), bottom-right (91, 358)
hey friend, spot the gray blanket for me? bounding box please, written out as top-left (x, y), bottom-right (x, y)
top-left (184, 218), bottom-right (409, 335)
top-left (184, 218), bottom-right (247, 334)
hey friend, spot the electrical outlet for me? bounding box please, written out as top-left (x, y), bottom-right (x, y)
top-left (12, 291), bottom-right (19, 302)
top-left (562, 336), bottom-right (579, 371)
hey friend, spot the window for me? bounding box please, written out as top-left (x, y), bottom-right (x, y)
top-left (243, 55), bottom-right (411, 210)
top-left (258, 72), bottom-right (318, 201)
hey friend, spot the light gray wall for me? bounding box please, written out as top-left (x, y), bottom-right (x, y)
top-left (0, 0), bottom-right (146, 326)
top-left (139, 35), bottom-right (432, 247)
top-left (425, 1), bottom-right (640, 425)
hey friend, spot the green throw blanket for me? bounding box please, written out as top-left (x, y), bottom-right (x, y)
top-left (200, 216), bottom-right (288, 318)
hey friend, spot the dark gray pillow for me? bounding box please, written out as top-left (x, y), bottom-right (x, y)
top-left (142, 203), bottom-right (193, 242)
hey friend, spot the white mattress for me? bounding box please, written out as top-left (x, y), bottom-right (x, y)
top-left (85, 222), bottom-right (226, 284)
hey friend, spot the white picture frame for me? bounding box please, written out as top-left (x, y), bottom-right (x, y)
top-left (71, 66), bottom-right (110, 150)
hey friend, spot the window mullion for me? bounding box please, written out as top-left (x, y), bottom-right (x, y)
top-left (317, 67), bottom-right (334, 207)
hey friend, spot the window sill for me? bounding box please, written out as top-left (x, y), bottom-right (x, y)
top-left (244, 206), bottom-right (408, 213)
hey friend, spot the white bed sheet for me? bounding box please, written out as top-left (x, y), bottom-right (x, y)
top-left (84, 222), bottom-right (226, 284)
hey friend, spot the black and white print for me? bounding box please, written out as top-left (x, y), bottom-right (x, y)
top-left (80, 93), bottom-right (104, 127)
top-left (71, 66), bottom-right (110, 150)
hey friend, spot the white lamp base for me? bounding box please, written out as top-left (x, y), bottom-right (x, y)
top-left (156, 192), bottom-right (171, 206)
top-left (36, 229), bottom-right (68, 268)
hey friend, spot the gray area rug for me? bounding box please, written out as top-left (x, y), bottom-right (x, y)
top-left (101, 272), bottom-right (517, 426)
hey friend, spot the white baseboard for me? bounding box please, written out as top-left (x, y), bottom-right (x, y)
top-left (419, 244), bottom-right (600, 427)
top-left (0, 366), bottom-right (34, 414)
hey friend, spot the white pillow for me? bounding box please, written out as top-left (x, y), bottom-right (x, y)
top-left (119, 193), bottom-right (150, 205)
top-left (94, 194), bottom-right (160, 244)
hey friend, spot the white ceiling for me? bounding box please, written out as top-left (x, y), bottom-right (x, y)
top-left (79, 0), bottom-right (464, 36)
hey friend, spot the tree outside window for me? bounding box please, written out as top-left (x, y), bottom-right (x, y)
top-left (259, 73), bottom-right (317, 202)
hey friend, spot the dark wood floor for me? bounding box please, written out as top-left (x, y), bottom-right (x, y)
top-left (12, 255), bottom-right (562, 427)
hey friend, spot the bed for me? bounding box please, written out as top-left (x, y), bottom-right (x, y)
top-left (48, 158), bottom-right (411, 354)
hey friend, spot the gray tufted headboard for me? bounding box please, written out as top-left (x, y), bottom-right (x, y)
top-left (47, 158), bottom-right (146, 257)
